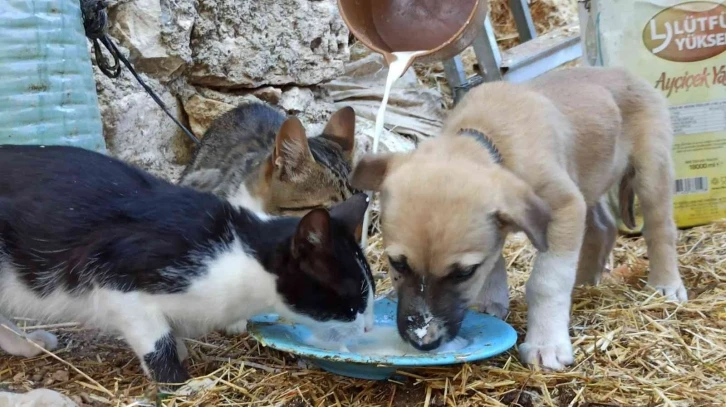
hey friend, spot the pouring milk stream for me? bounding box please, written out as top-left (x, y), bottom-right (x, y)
top-left (359, 51), bottom-right (427, 248)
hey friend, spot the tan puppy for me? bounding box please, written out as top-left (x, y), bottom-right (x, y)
top-left (350, 66), bottom-right (687, 370)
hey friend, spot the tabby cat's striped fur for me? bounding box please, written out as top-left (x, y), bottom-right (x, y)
top-left (180, 103), bottom-right (358, 216)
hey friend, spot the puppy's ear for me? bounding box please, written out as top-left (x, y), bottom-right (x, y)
top-left (330, 192), bottom-right (369, 241)
top-left (350, 153), bottom-right (402, 192)
top-left (272, 117), bottom-right (313, 179)
top-left (323, 106), bottom-right (356, 162)
top-left (494, 184), bottom-right (551, 252)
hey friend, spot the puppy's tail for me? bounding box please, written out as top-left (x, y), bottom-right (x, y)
top-left (618, 165), bottom-right (637, 230)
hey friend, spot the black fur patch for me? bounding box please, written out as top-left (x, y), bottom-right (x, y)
top-left (0, 145), bottom-right (235, 296)
top-left (0, 145), bottom-right (373, 326)
top-left (264, 218), bottom-right (373, 322)
top-left (143, 333), bottom-right (189, 385)
top-left (237, 198), bottom-right (374, 323)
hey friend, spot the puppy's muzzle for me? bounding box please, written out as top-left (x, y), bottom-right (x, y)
top-left (395, 285), bottom-right (466, 351)
top-left (397, 310), bottom-right (446, 351)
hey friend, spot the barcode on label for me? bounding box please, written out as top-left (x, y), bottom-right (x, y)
top-left (675, 177), bottom-right (709, 195)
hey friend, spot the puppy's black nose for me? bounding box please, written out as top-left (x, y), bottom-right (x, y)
top-left (407, 336), bottom-right (442, 352)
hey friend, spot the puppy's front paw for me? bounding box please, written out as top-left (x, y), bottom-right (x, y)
top-left (223, 320), bottom-right (248, 336)
top-left (477, 301), bottom-right (509, 320)
top-left (648, 279), bottom-right (688, 303)
top-left (474, 263), bottom-right (509, 320)
top-left (519, 338), bottom-right (574, 371)
top-left (25, 330), bottom-right (58, 355)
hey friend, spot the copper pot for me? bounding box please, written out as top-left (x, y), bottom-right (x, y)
top-left (338, 0), bottom-right (488, 74)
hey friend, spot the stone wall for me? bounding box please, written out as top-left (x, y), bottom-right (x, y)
top-left (94, 0), bottom-right (350, 181)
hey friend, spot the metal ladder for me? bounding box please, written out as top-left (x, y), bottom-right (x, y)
top-left (443, 0), bottom-right (582, 104)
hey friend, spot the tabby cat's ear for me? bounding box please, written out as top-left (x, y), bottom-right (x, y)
top-left (273, 117), bottom-right (313, 178)
top-left (323, 106), bottom-right (356, 161)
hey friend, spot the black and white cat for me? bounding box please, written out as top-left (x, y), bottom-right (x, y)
top-left (0, 145), bottom-right (375, 385)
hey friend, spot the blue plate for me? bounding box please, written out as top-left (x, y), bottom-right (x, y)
top-left (247, 298), bottom-right (517, 380)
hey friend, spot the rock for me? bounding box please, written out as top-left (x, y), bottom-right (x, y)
top-left (194, 88), bottom-right (262, 107)
top-left (183, 94), bottom-right (235, 138)
top-left (181, 85), bottom-right (343, 147)
top-left (279, 87), bottom-right (315, 115)
top-left (179, 86), bottom-right (264, 138)
top-left (0, 389), bottom-right (78, 407)
top-left (253, 87), bottom-right (282, 104)
top-left (90, 43), bottom-right (190, 182)
top-left (88, 0), bottom-right (357, 183)
top-left (108, 0), bottom-right (195, 81)
top-left (292, 92), bottom-right (337, 136)
top-left (349, 41), bottom-right (373, 62)
top-left (189, 0), bottom-right (349, 87)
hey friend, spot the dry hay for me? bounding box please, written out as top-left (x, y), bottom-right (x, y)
top-left (1, 216), bottom-right (724, 407)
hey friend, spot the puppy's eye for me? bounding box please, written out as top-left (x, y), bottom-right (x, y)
top-left (388, 256), bottom-right (410, 274)
top-left (450, 264), bottom-right (480, 281)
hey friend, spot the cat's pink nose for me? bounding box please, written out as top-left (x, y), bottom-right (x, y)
top-left (364, 326), bottom-right (372, 333)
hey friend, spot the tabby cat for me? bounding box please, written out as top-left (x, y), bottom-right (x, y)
top-left (180, 103), bottom-right (359, 216)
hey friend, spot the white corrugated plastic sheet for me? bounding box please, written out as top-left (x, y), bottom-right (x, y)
top-left (0, 0), bottom-right (106, 152)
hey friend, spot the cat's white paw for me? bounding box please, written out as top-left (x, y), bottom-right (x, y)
top-left (24, 330), bottom-right (58, 355)
top-left (174, 377), bottom-right (215, 397)
top-left (223, 320), bottom-right (248, 336)
top-left (176, 337), bottom-right (189, 362)
top-left (519, 336), bottom-right (574, 371)
top-left (648, 279), bottom-right (688, 303)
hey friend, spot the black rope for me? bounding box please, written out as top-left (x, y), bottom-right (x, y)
top-left (79, 0), bottom-right (201, 146)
